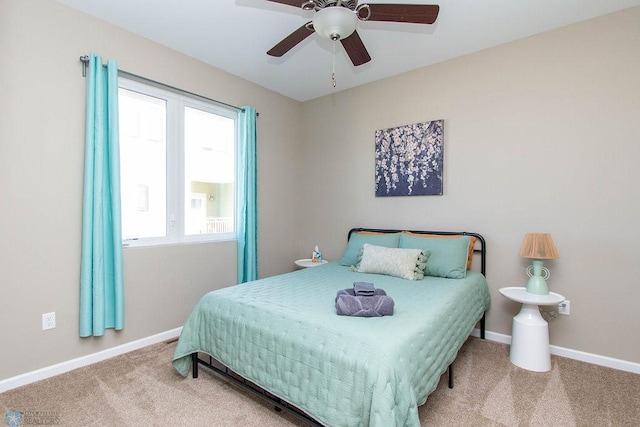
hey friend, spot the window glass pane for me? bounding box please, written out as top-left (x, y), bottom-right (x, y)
top-left (184, 106), bottom-right (235, 235)
top-left (119, 88), bottom-right (167, 239)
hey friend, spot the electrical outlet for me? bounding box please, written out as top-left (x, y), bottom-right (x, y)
top-left (558, 300), bottom-right (570, 315)
top-left (42, 312), bottom-right (56, 330)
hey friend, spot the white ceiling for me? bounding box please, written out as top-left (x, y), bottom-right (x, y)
top-left (57, 0), bottom-right (640, 102)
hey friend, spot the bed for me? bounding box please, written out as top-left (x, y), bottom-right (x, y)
top-left (172, 228), bottom-right (491, 426)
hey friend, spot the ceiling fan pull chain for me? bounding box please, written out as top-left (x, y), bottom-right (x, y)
top-left (332, 40), bottom-right (337, 88)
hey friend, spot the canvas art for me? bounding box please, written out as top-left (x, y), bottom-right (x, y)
top-left (375, 119), bottom-right (444, 197)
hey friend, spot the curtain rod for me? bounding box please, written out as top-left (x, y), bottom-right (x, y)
top-left (79, 55), bottom-right (257, 115)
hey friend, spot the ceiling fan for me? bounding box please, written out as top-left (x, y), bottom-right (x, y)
top-left (266, 1), bottom-right (440, 66)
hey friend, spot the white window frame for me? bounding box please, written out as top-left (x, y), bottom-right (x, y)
top-left (118, 77), bottom-right (238, 247)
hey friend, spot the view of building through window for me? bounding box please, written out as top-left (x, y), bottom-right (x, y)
top-left (184, 106), bottom-right (235, 235)
top-left (119, 88), bottom-right (167, 240)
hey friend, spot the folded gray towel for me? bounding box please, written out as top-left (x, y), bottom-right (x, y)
top-left (335, 294), bottom-right (394, 317)
top-left (335, 288), bottom-right (387, 302)
top-left (353, 281), bottom-right (375, 296)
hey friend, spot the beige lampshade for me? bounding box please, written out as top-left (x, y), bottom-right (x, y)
top-left (519, 233), bottom-right (559, 259)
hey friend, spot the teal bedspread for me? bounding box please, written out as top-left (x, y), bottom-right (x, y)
top-left (172, 262), bottom-right (490, 427)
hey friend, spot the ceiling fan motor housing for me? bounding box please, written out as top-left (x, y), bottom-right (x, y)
top-left (312, 1), bottom-right (358, 11)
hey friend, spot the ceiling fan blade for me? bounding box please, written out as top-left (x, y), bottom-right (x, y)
top-left (340, 30), bottom-right (371, 66)
top-left (364, 4), bottom-right (440, 24)
top-left (267, 23), bottom-right (315, 57)
top-left (265, 0), bottom-right (306, 8)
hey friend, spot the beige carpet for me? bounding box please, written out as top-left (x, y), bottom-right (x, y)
top-left (1, 337), bottom-right (638, 426)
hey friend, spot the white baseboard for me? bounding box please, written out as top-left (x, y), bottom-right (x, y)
top-left (0, 327), bottom-right (182, 393)
top-left (2, 326), bottom-right (637, 394)
top-left (472, 328), bottom-right (640, 374)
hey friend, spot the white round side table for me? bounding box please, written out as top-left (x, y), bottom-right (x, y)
top-left (295, 259), bottom-right (328, 268)
top-left (499, 287), bottom-right (565, 372)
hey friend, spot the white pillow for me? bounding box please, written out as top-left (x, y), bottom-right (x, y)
top-left (356, 244), bottom-right (428, 280)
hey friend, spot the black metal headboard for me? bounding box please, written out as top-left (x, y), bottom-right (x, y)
top-left (347, 228), bottom-right (487, 276)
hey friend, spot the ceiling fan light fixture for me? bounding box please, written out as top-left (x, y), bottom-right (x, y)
top-left (312, 7), bottom-right (358, 41)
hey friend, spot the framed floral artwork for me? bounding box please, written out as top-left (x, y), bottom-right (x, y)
top-left (375, 119), bottom-right (443, 197)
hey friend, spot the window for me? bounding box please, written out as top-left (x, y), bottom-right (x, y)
top-left (118, 78), bottom-right (237, 246)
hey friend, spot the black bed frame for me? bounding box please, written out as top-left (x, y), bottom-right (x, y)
top-left (190, 228), bottom-right (488, 426)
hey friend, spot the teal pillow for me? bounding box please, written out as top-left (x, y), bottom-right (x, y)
top-left (399, 234), bottom-right (470, 279)
top-left (339, 232), bottom-right (401, 266)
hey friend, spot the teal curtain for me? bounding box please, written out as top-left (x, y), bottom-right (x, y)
top-left (79, 53), bottom-right (124, 337)
top-left (237, 106), bottom-right (258, 283)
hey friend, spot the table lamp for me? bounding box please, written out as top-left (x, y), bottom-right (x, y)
top-left (519, 233), bottom-right (559, 295)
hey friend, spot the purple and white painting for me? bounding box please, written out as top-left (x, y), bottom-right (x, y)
top-left (375, 119), bottom-right (444, 197)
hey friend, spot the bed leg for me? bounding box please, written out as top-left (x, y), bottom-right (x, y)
top-left (191, 353), bottom-right (199, 379)
top-left (448, 363), bottom-right (454, 389)
top-left (481, 313), bottom-right (486, 340)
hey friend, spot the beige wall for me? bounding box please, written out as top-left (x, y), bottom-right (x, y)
top-left (299, 8), bottom-right (640, 364)
top-left (0, 0), bottom-right (302, 380)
